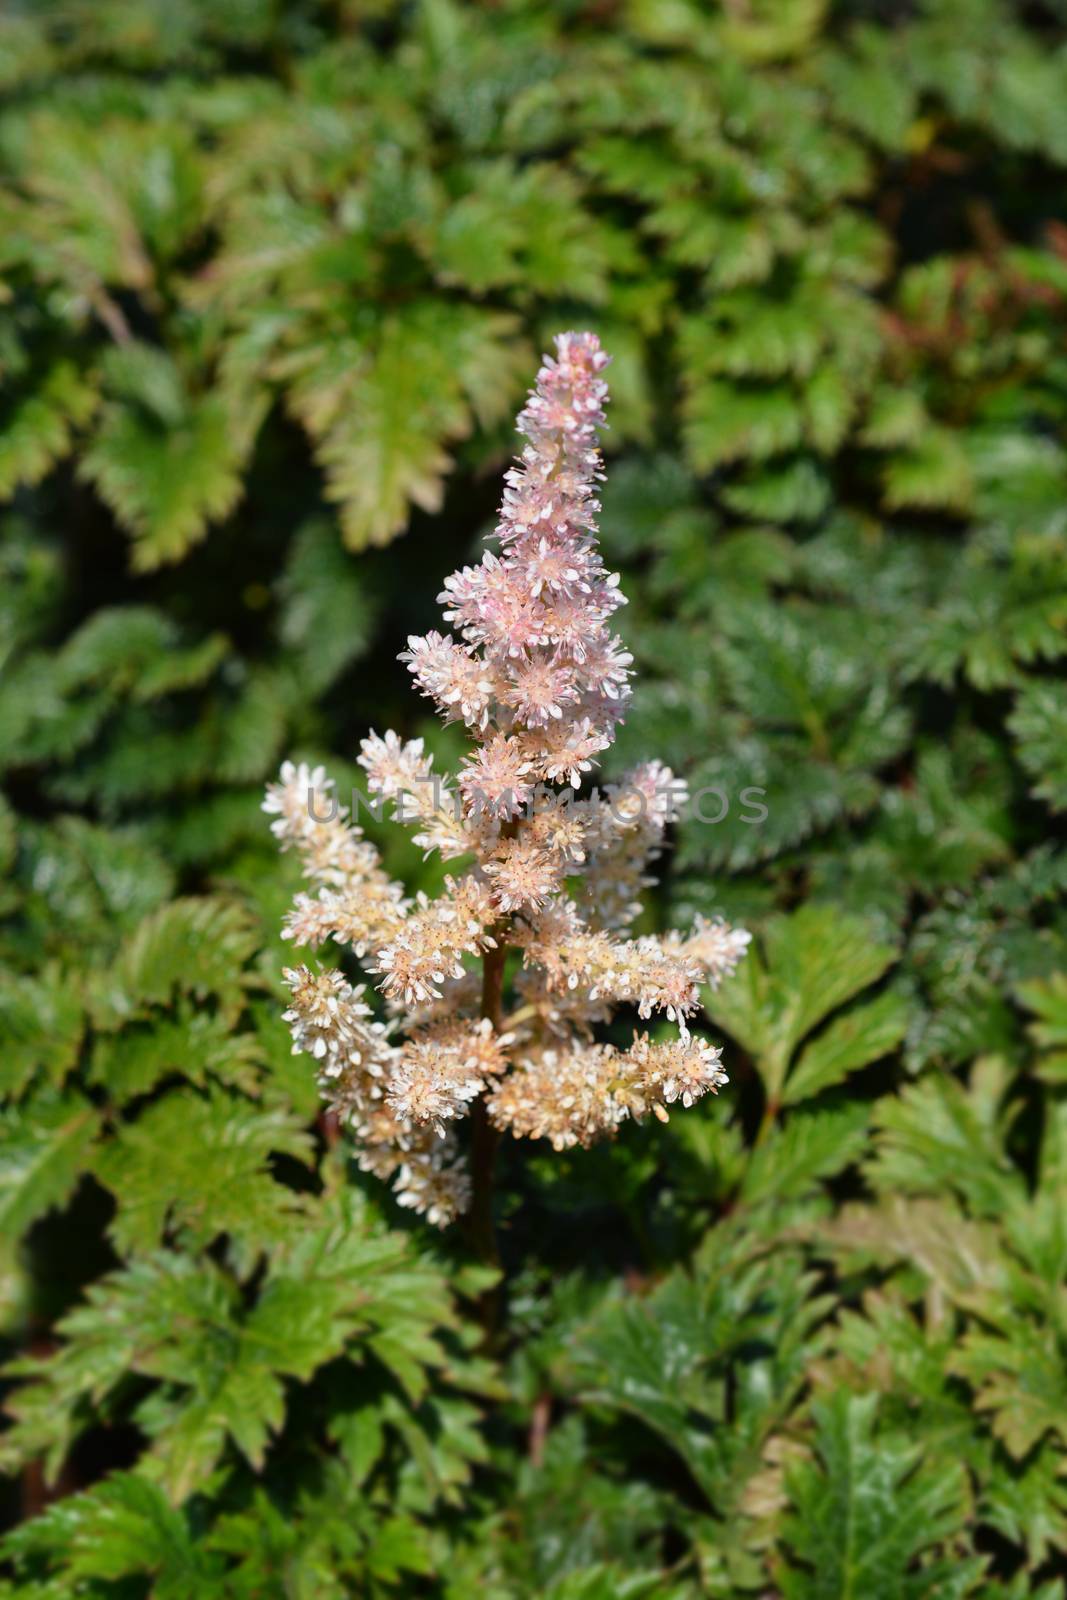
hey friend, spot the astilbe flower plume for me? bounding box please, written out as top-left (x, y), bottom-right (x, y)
top-left (265, 333), bottom-right (749, 1229)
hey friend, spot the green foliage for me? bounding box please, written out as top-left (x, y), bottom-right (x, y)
top-left (80, 344), bottom-right (265, 573)
top-left (703, 904), bottom-right (905, 1109)
top-left (3, 0), bottom-right (1067, 1591)
top-left (777, 1393), bottom-right (981, 1599)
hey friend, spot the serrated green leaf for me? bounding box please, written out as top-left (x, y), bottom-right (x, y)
top-left (1, 1472), bottom-right (219, 1600)
top-left (741, 1103), bottom-right (869, 1206)
top-left (0, 362), bottom-right (98, 499)
top-left (1018, 974), bottom-right (1067, 1081)
top-left (94, 1087), bottom-right (311, 1253)
top-left (883, 427), bottom-right (974, 514)
top-left (779, 1392), bottom-right (980, 1599)
top-left (81, 370), bottom-right (266, 571)
top-left (867, 1069), bottom-right (1025, 1219)
top-left (784, 988), bottom-right (910, 1106)
top-left (1009, 682), bottom-right (1067, 811)
top-left (704, 905), bottom-right (899, 1103)
top-left (88, 896), bottom-right (259, 1030)
top-left (0, 967), bottom-right (84, 1098)
top-left (0, 1089), bottom-right (99, 1240)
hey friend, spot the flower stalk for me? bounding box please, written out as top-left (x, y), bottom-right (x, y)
top-left (467, 939), bottom-right (506, 1269)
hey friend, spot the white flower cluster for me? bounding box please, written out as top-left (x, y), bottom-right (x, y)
top-left (266, 335), bottom-right (749, 1227)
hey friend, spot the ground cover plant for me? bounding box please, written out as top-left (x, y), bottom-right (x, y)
top-left (2, 0), bottom-right (1067, 1594)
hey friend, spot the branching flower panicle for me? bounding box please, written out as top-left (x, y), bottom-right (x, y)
top-left (267, 333), bottom-right (749, 1226)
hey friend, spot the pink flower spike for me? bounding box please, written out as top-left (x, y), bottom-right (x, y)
top-left (266, 332), bottom-right (749, 1229)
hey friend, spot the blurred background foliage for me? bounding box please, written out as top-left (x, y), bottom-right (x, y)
top-left (3, 0), bottom-right (1067, 1592)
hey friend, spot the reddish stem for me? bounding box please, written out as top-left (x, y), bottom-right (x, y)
top-left (464, 940), bottom-right (507, 1331)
